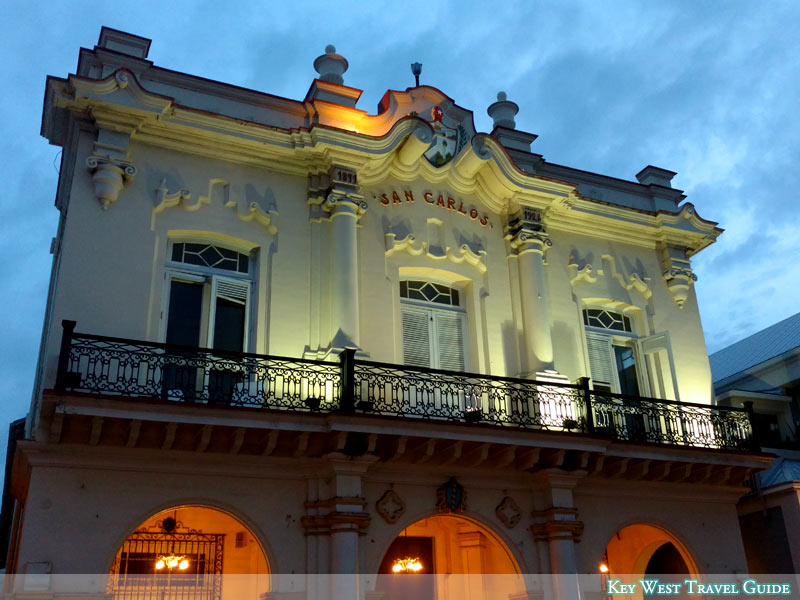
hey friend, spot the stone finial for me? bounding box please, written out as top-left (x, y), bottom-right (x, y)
top-left (313, 45), bottom-right (349, 85)
top-left (487, 91), bottom-right (519, 129)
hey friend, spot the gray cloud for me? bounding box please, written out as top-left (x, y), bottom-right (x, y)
top-left (1, 1), bottom-right (798, 461)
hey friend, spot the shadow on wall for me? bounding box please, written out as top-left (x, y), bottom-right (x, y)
top-left (501, 320), bottom-right (520, 378)
top-left (552, 320), bottom-right (579, 380)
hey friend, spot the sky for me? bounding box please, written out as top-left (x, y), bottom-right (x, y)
top-left (1, 1), bottom-right (799, 464)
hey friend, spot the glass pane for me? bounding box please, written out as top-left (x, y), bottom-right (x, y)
top-left (238, 253), bottom-right (249, 273)
top-left (213, 297), bottom-right (245, 352)
top-left (171, 243), bottom-right (183, 262)
top-left (614, 345), bottom-right (640, 396)
top-left (166, 280), bottom-right (203, 347)
top-left (399, 281), bottom-right (408, 297)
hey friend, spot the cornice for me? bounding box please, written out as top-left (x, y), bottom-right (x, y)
top-left (44, 69), bottom-right (721, 253)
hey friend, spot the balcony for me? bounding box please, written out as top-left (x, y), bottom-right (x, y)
top-left (53, 321), bottom-right (756, 452)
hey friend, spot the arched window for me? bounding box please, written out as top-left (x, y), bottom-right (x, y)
top-left (164, 241), bottom-right (253, 353)
top-left (400, 280), bottom-right (466, 371)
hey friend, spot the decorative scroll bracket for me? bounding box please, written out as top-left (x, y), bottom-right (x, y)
top-left (86, 155), bottom-right (137, 210)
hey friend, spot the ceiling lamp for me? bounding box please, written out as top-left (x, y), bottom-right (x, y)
top-left (156, 553), bottom-right (190, 571)
top-left (391, 557), bottom-right (423, 573)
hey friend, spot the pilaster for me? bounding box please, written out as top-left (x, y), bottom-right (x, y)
top-left (321, 167), bottom-right (368, 351)
top-left (506, 209), bottom-right (555, 374)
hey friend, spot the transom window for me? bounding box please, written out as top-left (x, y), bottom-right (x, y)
top-left (583, 309), bottom-right (632, 333)
top-left (172, 242), bottom-right (249, 274)
top-left (400, 280), bottom-right (460, 306)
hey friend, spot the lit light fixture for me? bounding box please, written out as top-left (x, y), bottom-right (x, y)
top-left (599, 562), bottom-right (609, 573)
top-left (391, 557), bottom-right (423, 573)
top-left (155, 553), bottom-right (190, 571)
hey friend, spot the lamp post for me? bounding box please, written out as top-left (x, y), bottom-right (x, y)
top-left (411, 62), bottom-right (422, 87)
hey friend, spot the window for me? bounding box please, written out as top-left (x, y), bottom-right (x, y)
top-left (400, 280), bottom-right (466, 371)
top-left (162, 242), bottom-right (253, 404)
top-left (164, 243), bottom-right (252, 353)
top-left (583, 308), bottom-right (642, 395)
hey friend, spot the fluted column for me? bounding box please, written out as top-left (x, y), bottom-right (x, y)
top-left (507, 216), bottom-right (554, 374)
top-left (323, 167), bottom-right (367, 350)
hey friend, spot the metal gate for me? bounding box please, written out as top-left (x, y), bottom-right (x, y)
top-left (108, 520), bottom-right (224, 600)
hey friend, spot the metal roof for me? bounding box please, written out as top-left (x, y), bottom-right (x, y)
top-left (709, 312), bottom-right (800, 383)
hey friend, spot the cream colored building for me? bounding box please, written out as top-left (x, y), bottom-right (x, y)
top-left (1, 27), bottom-right (773, 600)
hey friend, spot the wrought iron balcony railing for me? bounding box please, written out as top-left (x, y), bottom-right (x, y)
top-left (54, 321), bottom-right (757, 451)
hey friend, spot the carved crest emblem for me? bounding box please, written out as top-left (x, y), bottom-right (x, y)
top-left (376, 489), bottom-right (405, 524)
top-left (424, 106), bottom-right (468, 167)
top-left (436, 477), bottom-right (466, 513)
top-left (495, 496), bottom-right (521, 529)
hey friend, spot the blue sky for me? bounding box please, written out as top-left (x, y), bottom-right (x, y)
top-left (1, 1), bottom-right (799, 463)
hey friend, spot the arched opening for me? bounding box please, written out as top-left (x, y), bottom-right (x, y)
top-left (108, 505), bottom-right (269, 600)
top-left (601, 524), bottom-right (697, 590)
top-left (376, 514), bottom-right (521, 600)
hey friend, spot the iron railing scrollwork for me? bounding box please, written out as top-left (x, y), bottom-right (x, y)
top-left (55, 321), bottom-right (756, 451)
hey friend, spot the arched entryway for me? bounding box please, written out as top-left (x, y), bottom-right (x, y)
top-left (376, 514), bottom-right (522, 600)
top-left (108, 505), bottom-right (269, 600)
top-left (601, 523), bottom-right (697, 584)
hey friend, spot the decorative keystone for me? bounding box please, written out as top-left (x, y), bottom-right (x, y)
top-left (86, 155), bottom-right (136, 210)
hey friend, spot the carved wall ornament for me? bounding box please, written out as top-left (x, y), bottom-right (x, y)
top-left (384, 233), bottom-right (487, 273)
top-left (495, 496), bottom-right (522, 529)
top-left (86, 155), bottom-right (136, 210)
top-left (436, 477), bottom-right (466, 514)
top-left (152, 178), bottom-right (278, 234)
top-left (660, 245), bottom-right (697, 309)
top-left (376, 489), bottom-right (405, 524)
top-left (567, 254), bottom-right (652, 300)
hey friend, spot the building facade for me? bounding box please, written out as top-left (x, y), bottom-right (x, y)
top-left (710, 312), bottom-right (800, 574)
top-left (1, 27), bottom-right (773, 599)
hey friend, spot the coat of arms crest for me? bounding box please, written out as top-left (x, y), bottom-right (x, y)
top-left (424, 106), bottom-right (468, 167)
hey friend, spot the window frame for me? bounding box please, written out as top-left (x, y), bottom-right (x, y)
top-left (162, 241), bottom-right (254, 353)
top-left (399, 279), bottom-right (468, 372)
top-left (582, 308), bottom-right (650, 397)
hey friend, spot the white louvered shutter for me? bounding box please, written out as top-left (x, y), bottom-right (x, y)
top-left (216, 279), bottom-right (249, 304)
top-left (210, 277), bottom-right (250, 352)
top-left (637, 332), bottom-right (677, 399)
top-left (434, 312), bottom-right (466, 371)
top-left (402, 308), bottom-right (432, 368)
top-left (585, 333), bottom-right (615, 389)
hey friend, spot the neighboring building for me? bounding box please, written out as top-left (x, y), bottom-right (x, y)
top-left (711, 312), bottom-right (800, 573)
top-left (1, 27), bottom-right (773, 599)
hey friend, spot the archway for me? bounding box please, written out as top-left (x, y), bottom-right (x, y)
top-left (601, 523), bottom-right (698, 598)
top-left (376, 514), bottom-right (522, 600)
top-left (108, 505), bottom-right (269, 600)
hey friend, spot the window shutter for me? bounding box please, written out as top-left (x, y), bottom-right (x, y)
top-left (402, 308), bottom-right (432, 368)
top-left (637, 332), bottom-right (678, 400)
top-left (585, 333), bottom-right (615, 387)
top-left (434, 312), bottom-right (466, 371)
top-left (216, 279), bottom-right (249, 304)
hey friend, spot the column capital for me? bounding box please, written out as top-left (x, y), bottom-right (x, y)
top-left (505, 212), bottom-right (552, 255)
top-left (323, 192), bottom-right (368, 218)
top-left (530, 507), bottom-right (584, 542)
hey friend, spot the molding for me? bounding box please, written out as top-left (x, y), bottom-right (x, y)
top-left (384, 233), bottom-right (487, 273)
top-left (568, 254), bottom-right (652, 300)
top-left (154, 178), bottom-right (278, 234)
top-left (530, 507), bottom-right (584, 542)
